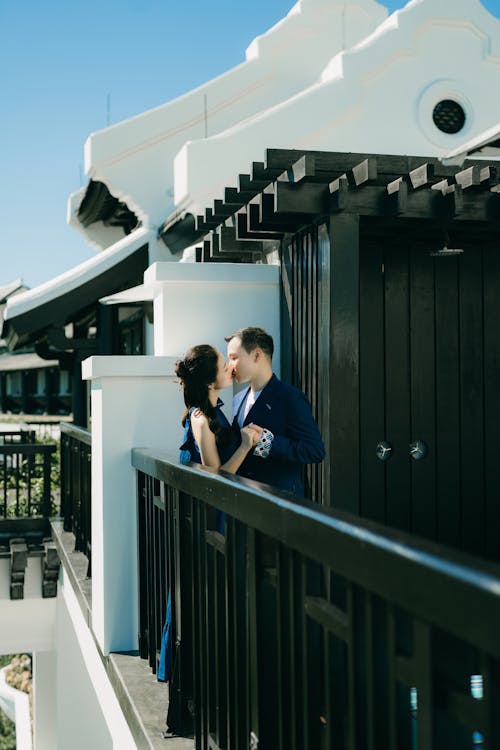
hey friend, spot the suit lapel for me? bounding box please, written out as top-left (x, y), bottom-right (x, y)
top-left (243, 375), bottom-right (278, 425)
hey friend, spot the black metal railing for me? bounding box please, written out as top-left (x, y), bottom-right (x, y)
top-left (133, 448), bottom-right (500, 750)
top-left (60, 423), bottom-right (92, 571)
top-left (0, 429), bottom-right (36, 445)
top-left (0, 440), bottom-right (57, 518)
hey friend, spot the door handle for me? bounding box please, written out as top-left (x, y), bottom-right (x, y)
top-left (409, 440), bottom-right (427, 460)
top-left (376, 441), bottom-right (393, 461)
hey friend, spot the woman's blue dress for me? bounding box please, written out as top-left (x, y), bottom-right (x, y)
top-left (179, 400), bottom-right (237, 466)
top-left (158, 400), bottom-right (237, 683)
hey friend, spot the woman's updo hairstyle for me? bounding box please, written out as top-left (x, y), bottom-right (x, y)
top-left (175, 344), bottom-right (230, 447)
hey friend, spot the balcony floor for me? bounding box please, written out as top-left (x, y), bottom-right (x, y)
top-left (51, 520), bottom-right (193, 750)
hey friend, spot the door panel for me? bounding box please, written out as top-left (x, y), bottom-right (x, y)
top-left (360, 237), bottom-right (498, 560)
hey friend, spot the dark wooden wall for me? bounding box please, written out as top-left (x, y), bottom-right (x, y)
top-left (359, 228), bottom-right (500, 560)
top-left (280, 221), bottom-right (331, 506)
top-left (281, 214), bottom-right (500, 562)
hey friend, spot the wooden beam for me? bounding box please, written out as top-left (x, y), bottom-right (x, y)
top-left (349, 157), bottom-right (378, 187)
top-left (224, 187), bottom-right (255, 206)
top-left (329, 176), bottom-right (350, 212)
top-left (276, 154), bottom-right (317, 184)
top-left (238, 173), bottom-right (269, 193)
top-left (251, 161), bottom-right (282, 182)
top-left (257, 191), bottom-right (312, 231)
top-left (42, 541), bottom-right (60, 598)
top-left (207, 231), bottom-right (254, 262)
top-left (10, 539), bottom-right (28, 600)
top-left (217, 225), bottom-right (264, 255)
top-left (238, 207), bottom-right (284, 240)
top-left (408, 162), bottom-right (435, 189)
top-left (274, 181), bottom-right (329, 215)
top-left (454, 165), bottom-right (482, 190)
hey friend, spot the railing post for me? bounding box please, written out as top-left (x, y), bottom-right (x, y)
top-left (82, 355), bottom-right (183, 655)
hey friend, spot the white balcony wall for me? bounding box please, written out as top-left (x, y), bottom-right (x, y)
top-left (32, 651), bottom-right (56, 750)
top-left (175, 0), bottom-right (500, 212)
top-left (0, 558), bottom-right (56, 654)
top-left (0, 560), bottom-right (135, 748)
top-left (71, 0), bottom-right (387, 247)
top-left (146, 261), bottom-right (281, 373)
top-left (82, 355), bottom-right (183, 655)
top-left (53, 568), bottom-right (136, 749)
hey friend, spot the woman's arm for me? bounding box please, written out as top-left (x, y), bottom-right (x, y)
top-left (191, 411), bottom-right (257, 473)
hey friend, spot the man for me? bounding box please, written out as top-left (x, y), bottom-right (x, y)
top-left (225, 326), bottom-right (325, 495)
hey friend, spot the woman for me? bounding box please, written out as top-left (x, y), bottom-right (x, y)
top-left (160, 345), bottom-right (257, 697)
top-left (175, 344), bottom-right (259, 471)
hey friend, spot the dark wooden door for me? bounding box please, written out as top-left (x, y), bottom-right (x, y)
top-left (360, 234), bottom-right (500, 560)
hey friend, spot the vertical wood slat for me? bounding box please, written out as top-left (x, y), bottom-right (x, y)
top-left (206, 536), bottom-right (216, 739)
top-left (280, 225), bottom-right (326, 505)
top-left (300, 560), bottom-right (311, 750)
top-left (481, 655), bottom-right (500, 748)
top-left (369, 597), bottom-right (391, 749)
top-left (359, 241), bottom-right (386, 522)
top-left (482, 244), bottom-right (500, 563)
top-left (318, 223), bottom-right (331, 506)
top-left (309, 229), bottom-right (318, 502)
top-left (215, 542), bottom-right (227, 748)
top-left (413, 621), bottom-right (433, 750)
top-left (256, 539), bottom-right (279, 749)
top-left (434, 257), bottom-right (461, 548)
top-left (280, 242), bottom-right (293, 384)
top-left (247, 528), bottom-right (260, 750)
top-left (384, 244), bottom-right (411, 532)
top-left (410, 248), bottom-right (436, 539)
top-left (276, 546), bottom-right (291, 750)
top-left (292, 237), bottom-right (299, 388)
top-left (137, 471), bottom-right (149, 660)
top-left (329, 214), bottom-right (360, 514)
top-left (190, 499), bottom-right (202, 748)
top-left (146, 475), bottom-right (155, 671)
top-left (459, 249), bottom-right (485, 555)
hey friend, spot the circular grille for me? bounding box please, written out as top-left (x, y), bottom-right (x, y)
top-left (432, 99), bottom-right (466, 134)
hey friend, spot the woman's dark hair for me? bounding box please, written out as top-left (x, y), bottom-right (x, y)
top-left (175, 344), bottom-right (231, 447)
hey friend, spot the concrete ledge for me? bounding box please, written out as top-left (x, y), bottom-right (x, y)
top-left (82, 355), bottom-right (178, 380)
top-left (145, 260), bottom-right (279, 285)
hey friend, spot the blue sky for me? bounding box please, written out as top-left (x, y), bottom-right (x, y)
top-left (1, 0), bottom-right (500, 288)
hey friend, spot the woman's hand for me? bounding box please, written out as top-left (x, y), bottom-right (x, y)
top-left (246, 423), bottom-right (264, 439)
top-left (240, 425), bottom-right (260, 451)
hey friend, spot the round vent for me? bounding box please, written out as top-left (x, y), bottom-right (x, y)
top-left (432, 99), bottom-right (466, 134)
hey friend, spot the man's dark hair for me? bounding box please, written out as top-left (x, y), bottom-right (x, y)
top-left (225, 326), bottom-right (274, 360)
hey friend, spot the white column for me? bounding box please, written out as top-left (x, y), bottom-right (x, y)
top-left (145, 261), bottom-right (281, 373)
top-left (33, 651), bottom-right (56, 750)
top-left (82, 355), bottom-right (182, 655)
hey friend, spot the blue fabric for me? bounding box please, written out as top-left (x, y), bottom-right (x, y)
top-left (232, 374), bottom-right (325, 495)
top-left (160, 404), bottom-right (234, 684)
top-left (179, 401), bottom-right (236, 533)
top-left (179, 401), bottom-right (237, 466)
top-left (157, 591), bottom-right (171, 682)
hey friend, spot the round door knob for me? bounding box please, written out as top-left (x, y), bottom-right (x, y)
top-left (410, 440), bottom-right (427, 460)
top-left (376, 441), bottom-right (393, 461)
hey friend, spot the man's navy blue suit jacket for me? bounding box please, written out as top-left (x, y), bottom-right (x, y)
top-left (231, 374), bottom-right (325, 495)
